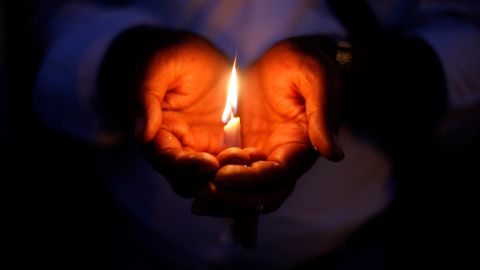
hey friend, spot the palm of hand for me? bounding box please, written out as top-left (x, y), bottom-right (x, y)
top-left (197, 42), bottom-right (341, 216)
top-left (244, 40), bottom-right (344, 163)
top-left (241, 48), bottom-right (314, 168)
top-left (139, 36), bottom-right (231, 197)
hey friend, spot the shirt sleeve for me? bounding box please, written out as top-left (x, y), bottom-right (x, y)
top-left (414, 19), bottom-right (480, 109)
top-left (413, 12), bottom-right (480, 145)
top-left (33, 2), bottom-right (161, 145)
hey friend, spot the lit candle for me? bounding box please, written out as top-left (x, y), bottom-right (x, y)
top-left (219, 58), bottom-right (257, 249)
top-left (222, 58), bottom-right (241, 148)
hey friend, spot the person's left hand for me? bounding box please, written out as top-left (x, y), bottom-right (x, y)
top-left (193, 37), bottom-right (344, 217)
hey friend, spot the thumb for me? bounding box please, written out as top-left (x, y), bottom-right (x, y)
top-left (138, 92), bottom-right (163, 142)
top-left (307, 110), bottom-right (344, 161)
top-left (304, 82), bottom-right (344, 162)
top-left (139, 50), bottom-right (179, 142)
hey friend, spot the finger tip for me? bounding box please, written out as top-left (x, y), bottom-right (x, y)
top-left (217, 148), bottom-right (250, 166)
top-left (320, 144), bottom-right (344, 162)
top-left (329, 147), bottom-right (345, 162)
top-left (200, 153), bottom-right (221, 173)
top-left (312, 132), bottom-right (344, 162)
top-left (182, 152), bottom-right (220, 174)
top-left (142, 126), bottom-right (156, 143)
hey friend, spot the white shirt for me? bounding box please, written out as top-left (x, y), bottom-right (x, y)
top-left (33, 0), bottom-right (480, 268)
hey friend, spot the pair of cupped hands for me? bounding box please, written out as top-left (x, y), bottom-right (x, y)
top-left (134, 32), bottom-right (344, 218)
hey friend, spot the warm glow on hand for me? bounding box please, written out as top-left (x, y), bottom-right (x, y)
top-left (137, 33), bottom-right (230, 198)
top-left (194, 38), bottom-right (344, 217)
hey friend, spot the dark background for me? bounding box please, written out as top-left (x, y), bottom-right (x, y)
top-left (2, 1), bottom-right (478, 269)
top-left (3, 1), bottom-right (113, 268)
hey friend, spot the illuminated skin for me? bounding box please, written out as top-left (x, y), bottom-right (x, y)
top-left (137, 34), bottom-right (345, 247)
top-left (137, 33), bottom-right (231, 198)
top-left (193, 38), bottom-right (344, 216)
top-left (135, 30), bottom-right (344, 213)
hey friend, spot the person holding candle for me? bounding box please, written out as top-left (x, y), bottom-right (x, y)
top-left (22, 0), bottom-right (480, 268)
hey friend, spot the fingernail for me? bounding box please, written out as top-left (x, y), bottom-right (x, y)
top-left (134, 116), bottom-right (146, 140)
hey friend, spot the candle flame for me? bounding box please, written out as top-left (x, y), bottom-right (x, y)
top-left (222, 58), bottom-right (238, 123)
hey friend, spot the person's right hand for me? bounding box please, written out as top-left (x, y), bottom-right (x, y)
top-left (193, 37), bottom-right (344, 217)
top-left (134, 31), bottom-right (232, 198)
